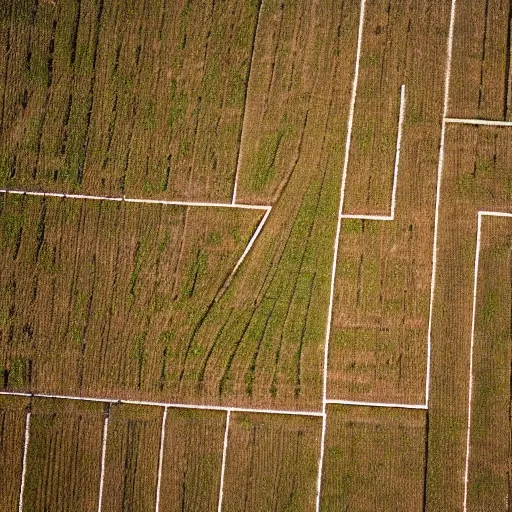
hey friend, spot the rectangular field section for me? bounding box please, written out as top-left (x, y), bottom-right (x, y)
top-left (101, 403), bottom-right (162, 512)
top-left (221, 412), bottom-right (321, 512)
top-left (0, 395), bottom-right (29, 511)
top-left (0, 193), bottom-right (262, 400)
top-left (0, 0), bottom-right (259, 201)
top-left (449, 0), bottom-right (512, 121)
top-left (320, 404), bottom-right (427, 511)
top-left (158, 408), bottom-right (226, 512)
top-left (466, 216), bottom-right (512, 511)
top-left (23, 397), bottom-right (105, 512)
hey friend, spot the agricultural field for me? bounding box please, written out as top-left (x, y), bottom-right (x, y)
top-left (320, 405), bottom-right (427, 511)
top-left (449, 0), bottom-right (512, 121)
top-left (221, 412), bottom-right (321, 512)
top-left (1, 0), bottom-right (512, 510)
top-left (22, 398), bottom-right (105, 511)
top-left (0, 395), bottom-right (28, 511)
top-left (0, 193), bottom-right (263, 401)
top-left (101, 403), bottom-right (162, 511)
top-left (0, 0), bottom-right (259, 201)
top-left (158, 408), bottom-right (226, 512)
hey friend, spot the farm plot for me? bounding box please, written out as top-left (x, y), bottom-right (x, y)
top-left (158, 408), bottom-right (226, 512)
top-left (341, 0), bottom-right (410, 216)
top-left (0, 193), bottom-right (263, 400)
top-left (22, 397), bottom-right (105, 512)
top-left (101, 403), bottom-right (162, 512)
top-left (0, 395), bottom-right (29, 512)
top-left (449, 0), bottom-right (512, 121)
top-left (320, 404), bottom-right (426, 511)
top-left (328, 0), bottom-right (452, 405)
top-left (465, 216), bottom-right (512, 512)
top-left (175, 0), bottom-right (360, 411)
top-left (221, 412), bottom-right (321, 512)
top-left (426, 124), bottom-right (512, 510)
top-left (0, 0), bottom-right (259, 201)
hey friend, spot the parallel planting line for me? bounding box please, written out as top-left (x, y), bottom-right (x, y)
top-left (315, 0), bottom-right (367, 509)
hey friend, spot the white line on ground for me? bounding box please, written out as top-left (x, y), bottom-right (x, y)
top-left (478, 211), bottom-right (512, 218)
top-left (0, 391), bottom-right (323, 417)
top-left (216, 207), bottom-right (271, 301)
top-left (425, 0), bottom-right (457, 406)
top-left (445, 117), bottom-right (512, 127)
top-left (462, 213), bottom-right (482, 512)
top-left (155, 406), bottom-right (168, 512)
top-left (97, 406), bottom-right (110, 512)
top-left (326, 399), bottom-right (428, 410)
top-left (217, 410), bottom-right (231, 512)
top-left (0, 189), bottom-right (271, 211)
top-left (315, 0), bottom-right (367, 510)
top-left (18, 410), bottom-right (31, 512)
top-left (339, 82), bottom-right (406, 221)
top-left (340, 213), bottom-right (393, 221)
top-left (390, 83), bottom-right (406, 219)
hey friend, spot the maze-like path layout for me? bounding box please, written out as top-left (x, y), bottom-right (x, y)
top-left (0, 0), bottom-right (511, 510)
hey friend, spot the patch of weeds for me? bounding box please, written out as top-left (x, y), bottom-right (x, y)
top-left (456, 174), bottom-right (476, 198)
top-left (130, 331), bottom-right (148, 386)
top-left (475, 157), bottom-right (493, 175)
top-left (355, 125), bottom-right (373, 151)
top-left (406, 108), bottom-right (424, 126)
top-left (7, 357), bottom-right (29, 387)
top-left (183, 248), bottom-right (208, 297)
top-left (250, 129), bottom-right (287, 193)
top-left (141, 100), bottom-right (156, 130)
top-left (168, 80), bottom-right (188, 129)
top-left (207, 230), bottom-right (222, 246)
top-left (190, 345), bottom-right (204, 357)
top-left (342, 218), bottom-right (363, 234)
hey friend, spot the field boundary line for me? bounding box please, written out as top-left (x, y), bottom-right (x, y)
top-left (326, 399), bottom-right (427, 410)
top-left (446, 117), bottom-right (512, 127)
top-left (315, 0), bottom-right (367, 509)
top-left (425, 0), bottom-right (457, 406)
top-left (0, 189), bottom-right (271, 211)
top-left (217, 207), bottom-right (271, 300)
top-left (97, 405), bottom-right (110, 512)
top-left (155, 406), bottom-right (168, 512)
top-left (18, 410), bottom-right (31, 512)
top-left (217, 410), bottom-right (231, 512)
top-left (0, 391), bottom-right (323, 416)
top-left (339, 83), bottom-right (406, 221)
